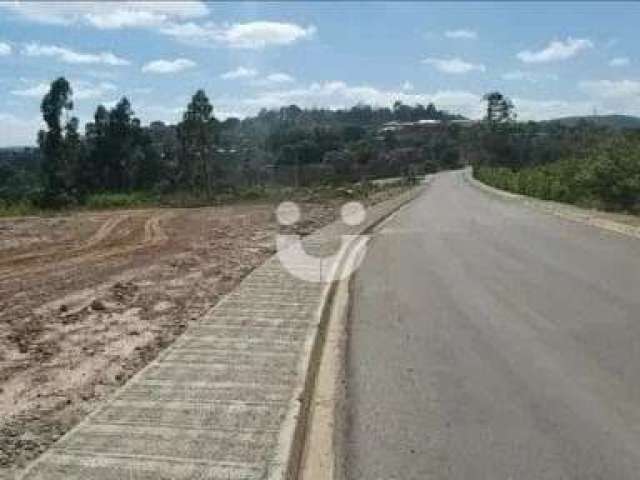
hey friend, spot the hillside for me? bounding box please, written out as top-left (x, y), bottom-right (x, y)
top-left (545, 114), bottom-right (640, 129)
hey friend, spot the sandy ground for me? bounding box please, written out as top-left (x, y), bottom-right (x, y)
top-left (0, 187), bottom-right (407, 477)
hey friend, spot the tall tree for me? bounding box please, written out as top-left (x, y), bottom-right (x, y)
top-left (107, 97), bottom-right (135, 190)
top-left (177, 90), bottom-right (219, 196)
top-left (483, 91), bottom-right (515, 125)
top-left (85, 105), bottom-right (110, 191)
top-left (39, 77), bottom-right (79, 205)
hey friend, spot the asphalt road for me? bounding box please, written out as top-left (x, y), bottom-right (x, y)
top-left (346, 170), bottom-right (640, 480)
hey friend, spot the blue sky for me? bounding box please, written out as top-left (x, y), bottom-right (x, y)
top-left (0, 1), bottom-right (639, 146)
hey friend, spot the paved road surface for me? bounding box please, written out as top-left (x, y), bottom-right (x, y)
top-left (346, 170), bottom-right (640, 480)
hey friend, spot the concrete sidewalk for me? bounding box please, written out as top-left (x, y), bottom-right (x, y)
top-left (19, 187), bottom-right (423, 480)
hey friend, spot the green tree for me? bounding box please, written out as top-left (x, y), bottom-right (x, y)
top-left (84, 104), bottom-right (110, 192)
top-left (107, 97), bottom-right (135, 190)
top-left (177, 89), bottom-right (219, 196)
top-left (585, 137), bottom-right (640, 211)
top-left (483, 91), bottom-right (515, 125)
top-left (38, 77), bottom-right (79, 205)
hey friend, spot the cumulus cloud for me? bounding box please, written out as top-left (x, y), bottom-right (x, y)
top-left (163, 21), bottom-right (316, 49)
top-left (141, 58), bottom-right (196, 74)
top-left (11, 80), bottom-right (117, 100)
top-left (1, 3), bottom-right (314, 50)
top-left (265, 73), bottom-right (294, 83)
top-left (0, 1), bottom-right (209, 28)
top-left (422, 57), bottom-right (486, 74)
top-left (445, 29), bottom-right (477, 39)
top-left (0, 42), bottom-right (11, 56)
top-left (609, 57), bottom-right (630, 67)
top-left (23, 43), bottom-right (129, 66)
top-left (517, 37), bottom-right (593, 63)
top-left (220, 67), bottom-right (258, 80)
top-left (219, 22), bottom-right (316, 49)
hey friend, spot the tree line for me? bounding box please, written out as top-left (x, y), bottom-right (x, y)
top-left (6, 79), bottom-right (640, 214)
top-left (36, 78), bottom-right (225, 206)
top-left (1, 76), bottom-right (466, 210)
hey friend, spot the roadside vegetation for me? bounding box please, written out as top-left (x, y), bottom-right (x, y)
top-left (0, 77), bottom-right (464, 216)
top-left (471, 92), bottom-right (640, 213)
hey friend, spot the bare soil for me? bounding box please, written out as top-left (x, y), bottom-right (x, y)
top-left (0, 187), bottom-right (407, 477)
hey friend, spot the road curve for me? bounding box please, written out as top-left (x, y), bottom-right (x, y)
top-left (346, 170), bottom-right (640, 480)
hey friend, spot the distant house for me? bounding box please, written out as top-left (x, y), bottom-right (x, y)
top-left (379, 118), bottom-right (477, 135)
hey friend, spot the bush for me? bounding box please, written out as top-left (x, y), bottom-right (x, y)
top-left (474, 137), bottom-right (640, 213)
top-left (0, 199), bottom-right (39, 217)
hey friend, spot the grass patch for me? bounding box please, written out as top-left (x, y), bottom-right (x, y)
top-left (0, 199), bottom-right (40, 218)
top-left (84, 192), bottom-right (157, 210)
top-left (0, 177), bottom-right (418, 217)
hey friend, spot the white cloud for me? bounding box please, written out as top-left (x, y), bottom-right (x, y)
top-left (162, 20), bottom-right (316, 49)
top-left (579, 79), bottom-right (640, 99)
top-left (158, 21), bottom-right (212, 42)
top-left (0, 1), bottom-right (209, 28)
top-left (220, 21), bottom-right (316, 49)
top-left (517, 37), bottom-right (593, 63)
top-left (1, 3), bottom-right (315, 50)
top-left (445, 29), bottom-right (477, 39)
top-left (0, 42), bottom-right (11, 56)
top-left (141, 58), bottom-right (196, 74)
top-left (265, 73), bottom-right (295, 83)
top-left (10, 80), bottom-right (117, 100)
top-left (23, 43), bottom-right (129, 66)
top-left (422, 57), bottom-right (486, 74)
top-left (609, 57), bottom-right (630, 67)
top-left (501, 70), bottom-right (558, 82)
top-left (220, 66), bottom-right (258, 80)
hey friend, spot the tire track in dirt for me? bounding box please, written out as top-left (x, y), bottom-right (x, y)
top-left (143, 212), bottom-right (171, 245)
top-left (0, 215), bottom-right (129, 271)
top-left (0, 214), bottom-right (163, 282)
top-left (82, 214), bottom-right (129, 249)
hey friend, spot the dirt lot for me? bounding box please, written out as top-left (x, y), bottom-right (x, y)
top-left (0, 186), bottom-right (408, 477)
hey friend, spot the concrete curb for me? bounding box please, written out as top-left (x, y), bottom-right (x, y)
top-left (17, 184), bottom-right (426, 480)
top-left (286, 182), bottom-right (429, 480)
top-left (464, 168), bottom-right (640, 241)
